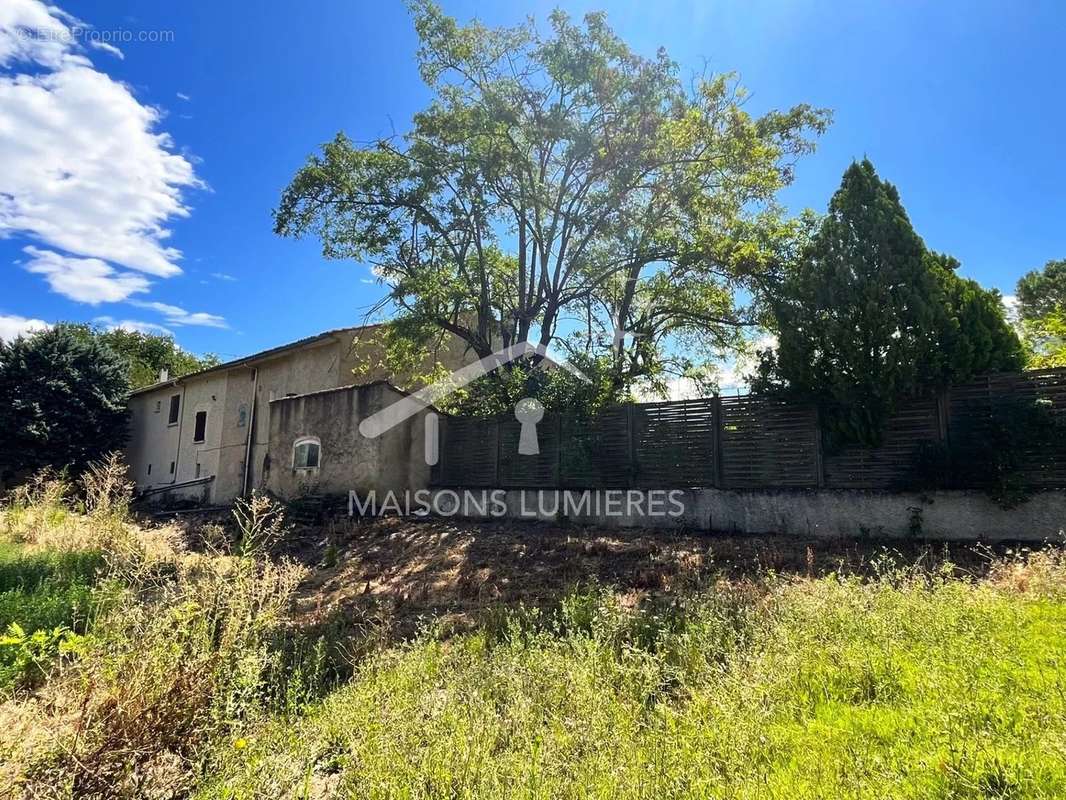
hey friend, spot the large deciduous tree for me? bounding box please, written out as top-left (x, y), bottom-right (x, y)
top-left (0, 327), bottom-right (130, 482)
top-left (756, 160), bottom-right (1023, 445)
top-left (1015, 259), bottom-right (1066, 368)
top-left (1017, 259), bottom-right (1066, 321)
top-left (274, 1), bottom-right (829, 399)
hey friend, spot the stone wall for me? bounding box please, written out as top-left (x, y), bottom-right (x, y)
top-left (265, 382), bottom-right (432, 500)
top-left (424, 487), bottom-right (1066, 542)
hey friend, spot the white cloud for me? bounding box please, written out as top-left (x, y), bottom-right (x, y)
top-left (88, 40), bottom-right (123, 59)
top-left (129, 299), bottom-right (227, 328)
top-left (0, 312), bottom-right (50, 341)
top-left (176, 91), bottom-right (190, 101)
top-left (0, 0), bottom-right (202, 279)
top-left (0, 0), bottom-right (84, 69)
top-left (23, 246), bottom-right (150, 303)
top-left (717, 333), bottom-right (777, 393)
top-left (93, 315), bottom-right (174, 335)
top-left (210, 272), bottom-right (236, 282)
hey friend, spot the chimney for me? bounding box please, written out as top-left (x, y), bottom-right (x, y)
top-left (159, 368), bottom-right (169, 382)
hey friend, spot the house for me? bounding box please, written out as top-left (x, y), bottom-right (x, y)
top-left (125, 325), bottom-right (467, 505)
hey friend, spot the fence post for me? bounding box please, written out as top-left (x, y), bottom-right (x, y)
top-left (626, 404), bottom-right (636, 488)
top-left (712, 394), bottom-right (723, 489)
top-left (555, 413), bottom-right (563, 486)
top-left (813, 404), bottom-right (825, 489)
top-left (494, 418), bottom-right (502, 486)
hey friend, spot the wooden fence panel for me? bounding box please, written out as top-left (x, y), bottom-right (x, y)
top-left (633, 398), bottom-right (717, 488)
top-left (559, 407), bottom-right (632, 488)
top-left (948, 368), bottom-right (1066, 487)
top-left (498, 414), bottom-right (561, 488)
top-left (718, 396), bottom-right (819, 488)
top-left (822, 396), bottom-right (941, 489)
top-left (431, 368), bottom-right (1066, 492)
top-left (437, 416), bottom-right (499, 487)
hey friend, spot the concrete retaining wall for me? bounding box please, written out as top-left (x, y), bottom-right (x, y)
top-left (426, 487), bottom-right (1066, 542)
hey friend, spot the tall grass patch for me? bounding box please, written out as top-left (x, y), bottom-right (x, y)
top-left (199, 566), bottom-right (1066, 800)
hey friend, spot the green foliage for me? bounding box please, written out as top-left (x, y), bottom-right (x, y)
top-left (57, 321), bottom-right (220, 389)
top-left (1016, 258), bottom-right (1066, 321)
top-left (757, 160), bottom-right (1022, 446)
top-left (275, 1), bottom-right (829, 399)
top-left (1015, 261), bottom-right (1066, 368)
top-left (440, 352), bottom-right (625, 418)
top-left (0, 326), bottom-right (130, 480)
top-left (925, 251), bottom-right (1025, 383)
top-left (0, 543), bottom-right (103, 689)
top-left (199, 568), bottom-right (1066, 799)
top-left (0, 488), bottom-right (313, 796)
top-left (1021, 306), bottom-right (1066, 368)
top-left (6, 467), bottom-right (1066, 798)
top-left (0, 622), bottom-right (86, 690)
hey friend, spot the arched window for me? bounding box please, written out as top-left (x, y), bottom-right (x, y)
top-left (292, 436), bottom-right (321, 470)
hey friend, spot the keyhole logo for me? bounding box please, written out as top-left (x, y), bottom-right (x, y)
top-left (514, 397), bottom-right (544, 455)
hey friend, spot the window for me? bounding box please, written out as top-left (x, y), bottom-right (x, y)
top-left (168, 394), bottom-right (180, 425)
top-left (195, 463), bottom-right (202, 478)
top-left (193, 411), bottom-right (207, 443)
top-left (292, 437), bottom-right (320, 470)
top-left (154, 400), bottom-right (161, 413)
top-left (147, 463), bottom-right (152, 476)
top-left (169, 461), bottom-right (175, 475)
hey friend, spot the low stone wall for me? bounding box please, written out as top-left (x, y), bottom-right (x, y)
top-left (425, 487), bottom-right (1066, 542)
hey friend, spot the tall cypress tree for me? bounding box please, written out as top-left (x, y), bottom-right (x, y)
top-left (925, 252), bottom-right (1024, 383)
top-left (756, 160), bottom-right (1021, 446)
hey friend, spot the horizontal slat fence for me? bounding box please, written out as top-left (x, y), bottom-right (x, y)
top-left (432, 367), bottom-right (1066, 491)
top-left (823, 396), bottom-right (941, 489)
top-left (719, 396), bottom-right (820, 488)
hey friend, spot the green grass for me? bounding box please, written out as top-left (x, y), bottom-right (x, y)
top-left (198, 575), bottom-right (1066, 800)
top-left (3, 476), bottom-right (1065, 798)
top-left (0, 540), bottom-right (104, 688)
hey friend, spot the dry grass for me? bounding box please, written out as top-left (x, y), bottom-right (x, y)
top-left (0, 465), bottom-right (307, 799)
top-left (2, 462), bottom-right (1064, 798)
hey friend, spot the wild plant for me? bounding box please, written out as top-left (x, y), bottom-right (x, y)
top-left (79, 451), bottom-right (134, 519)
top-left (231, 491), bottom-right (289, 558)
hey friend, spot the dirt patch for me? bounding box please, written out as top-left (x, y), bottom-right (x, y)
top-left (273, 516), bottom-right (1036, 637)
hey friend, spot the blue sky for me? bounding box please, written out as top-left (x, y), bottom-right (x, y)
top-left (2, 0), bottom-right (1064, 362)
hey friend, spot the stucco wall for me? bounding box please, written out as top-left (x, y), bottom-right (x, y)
top-left (246, 337), bottom-right (348, 493)
top-left (125, 387), bottom-right (183, 492)
top-left (126, 325), bottom-right (475, 505)
top-left (425, 487), bottom-right (1066, 542)
top-left (265, 382), bottom-right (431, 500)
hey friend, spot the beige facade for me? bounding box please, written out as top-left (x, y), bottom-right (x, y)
top-left (264, 382), bottom-right (433, 501)
top-left (125, 325), bottom-right (466, 505)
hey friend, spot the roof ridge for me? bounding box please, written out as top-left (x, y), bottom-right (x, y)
top-left (129, 322), bottom-right (382, 396)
